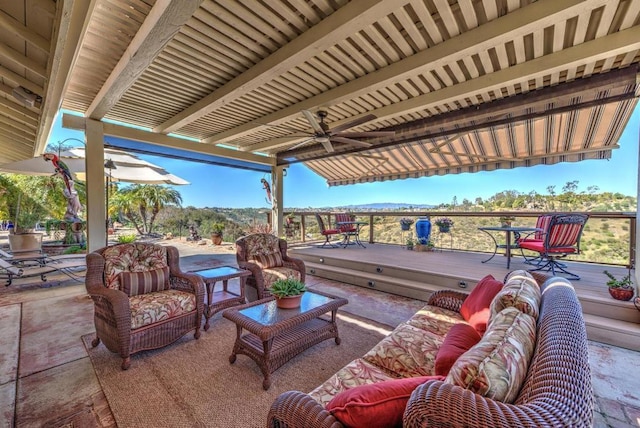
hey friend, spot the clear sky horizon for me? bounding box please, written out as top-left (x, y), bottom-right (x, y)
top-left (49, 105), bottom-right (639, 209)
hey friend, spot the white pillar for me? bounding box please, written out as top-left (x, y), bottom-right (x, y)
top-left (635, 116), bottom-right (639, 294)
top-left (85, 119), bottom-right (106, 252)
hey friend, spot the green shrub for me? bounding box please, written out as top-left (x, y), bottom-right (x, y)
top-left (62, 245), bottom-right (85, 254)
top-left (269, 278), bottom-right (306, 298)
top-left (117, 234), bottom-right (137, 244)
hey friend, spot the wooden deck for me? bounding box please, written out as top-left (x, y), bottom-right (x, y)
top-left (289, 242), bottom-right (640, 351)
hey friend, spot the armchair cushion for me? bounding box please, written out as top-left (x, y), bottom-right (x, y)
top-left (262, 267), bottom-right (301, 285)
top-left (459, 274), bottom-right (503, 333)
top-left (119, 266), bottom-right (170, 296)
top-left (445, 307), bottom-right (536, 403)
top-left (326, 375), bottom-right (445, 428)
top-left (103, 243), bottom-right (168, 290)
top-left (130, 289), bottom-right (197, 330)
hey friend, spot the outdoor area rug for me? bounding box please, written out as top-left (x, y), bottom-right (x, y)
top-left (82, 312), bottom-right (393, 428)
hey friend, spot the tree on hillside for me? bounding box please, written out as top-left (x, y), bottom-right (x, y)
top-left (111, 184), bottom-right (182, 235)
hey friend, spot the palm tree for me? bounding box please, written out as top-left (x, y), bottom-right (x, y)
top-left (110, 185), bottom-right (182, 235)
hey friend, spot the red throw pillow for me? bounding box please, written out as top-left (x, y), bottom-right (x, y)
top-left (459, 274), bottom-right (504, 333)
top-left (434, 323), bottom-right (482, 376)
top-left (326, 375), bottom-right (445, 428)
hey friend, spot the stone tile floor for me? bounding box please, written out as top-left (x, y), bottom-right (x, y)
top-left (1, 238), bottom-right (639, 427)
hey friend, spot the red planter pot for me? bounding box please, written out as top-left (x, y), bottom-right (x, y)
top-left (608, 287), bottom-right (634, 301)
top-left (275, 294), bottom-right (303, 309)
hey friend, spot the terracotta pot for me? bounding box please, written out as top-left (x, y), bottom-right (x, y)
top-left (211, 233), bottom-right (223, 245)
top-left (608, 287), bottom-right (634, 301)
top-left (275, 294), bottom-right (303, 309)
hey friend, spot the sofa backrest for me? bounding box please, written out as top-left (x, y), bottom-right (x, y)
top-left (101, 243), bottom-right (168, 290)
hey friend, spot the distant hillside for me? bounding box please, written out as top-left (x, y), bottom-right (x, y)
top-left (327, 203), bottom-right (435, 210)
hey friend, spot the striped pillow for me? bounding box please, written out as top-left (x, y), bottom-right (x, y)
top-left (119, 266), bottom-right (171, 296)
top-left (250, 252), bottom-right (283, 269)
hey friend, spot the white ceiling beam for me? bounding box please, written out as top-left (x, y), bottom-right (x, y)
top-left (0, 9), bottom-right (51, 53)
top-left (33, 0), bottom-right (96, 155)
top-left (154, 0), bottom-right (404, 134)
top-left (62, 113), bottom-right (275, 167)
top-left (0, 65), bottom-right (44, 95)
top-left (205, 0), bottom-right (604, 148)
top-left (85, 0), bottom-right (204, 119)
top-left (0, 42), bottom-right (47, 77)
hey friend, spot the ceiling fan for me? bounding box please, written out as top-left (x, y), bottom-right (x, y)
top-left (291, 110), bottom-right (395, 153)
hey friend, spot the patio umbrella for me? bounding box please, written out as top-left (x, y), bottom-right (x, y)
top-left (0, 147), bottom-right (189, 185)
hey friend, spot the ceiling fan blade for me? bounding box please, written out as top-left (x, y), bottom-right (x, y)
top-left (302, 110), bottom-right (324, 134)
top-left (334, 131), bottom-right (396, 138)
top-left (318, 138), bottom-right (334, 153)
top-left (331, 136), bottom-right (372, 147)
top-left (330, 114), bottom-right (377, 133)
top-left (289, 137), bottom-right (315, 150)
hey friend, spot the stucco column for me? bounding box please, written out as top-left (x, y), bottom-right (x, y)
top-left (271, 166), bottom-right (285, 237)
top-left (85, 119), bottom-right (106, 252)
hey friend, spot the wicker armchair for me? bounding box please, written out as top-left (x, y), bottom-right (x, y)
top-left (85, 243), bottom-right (204, 370)
top-left (236, 233), bottom-right (306, 301)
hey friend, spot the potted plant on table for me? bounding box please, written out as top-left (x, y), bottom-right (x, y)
top-left (405, 236), bottom-right (414, 250)
top-left (434, 217), bottom-right (454, 233)
top-left (269, 277), bottom-right (307, 309)
top-left (604, 269), bottom-right (635, 301)
top-left (414, 237), bottom-right (435, 252)
top-left (499, 215), bottom-right (516, 227)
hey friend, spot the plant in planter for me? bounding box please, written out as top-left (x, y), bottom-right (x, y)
top-left (499, 216), bottom-right (516, 227)
top-left (286, 212), bottom-right (296, 224)
top-left (604, 269), bottom-right (635, 301)
top-left (415, 237), bottom-right (435, 252)
top-left (210, 222), bottom-right (224, 245)
top-left (399, 217), bottom-right (414, 231)
top-left (269, 277), bottom-right (307, 308)
top-left (406, 236), bottom-right (414, 250)
top-left (434, 217), bottom-right (454, 233)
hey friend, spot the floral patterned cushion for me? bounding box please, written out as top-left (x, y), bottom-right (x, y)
top-left (406, 304), bottom-right (466, 336)
top-left (119, 266), bottom-right (170, 296)
top-left (244, 234), bottom-right (283, 268)
top-left (129, 289), bottom-right (196, 330)
top-left (103, 243), bottom-right (168, 290)
top-left (490, 270), bottom-right (541, 321)
top-left (309, 358), bottom-right (398, 407)
top-left (362, 323), bottom-right (443, 378)
top-left (445, 307), bottom-right (537, 403)
top-left (262, 267), bottom-right (301, 286)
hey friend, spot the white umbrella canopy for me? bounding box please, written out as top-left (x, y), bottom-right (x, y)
top-left (0, 148), bottom-right (189, 185)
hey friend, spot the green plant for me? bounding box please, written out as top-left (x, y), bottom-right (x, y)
top-left (62, 245), bottom-right (86, 254)
top-left (406, 236), bottom-right (414, 246)
top-left (604, 269), bottom-right (633, 289)
top-left (417, 237), bottom-right (434, 247)
top-left (434, 217), bottom-right (454, 228)
top-left (211, 222), bottom-right (224, 234)
top-left (117, 234), bottom-right (137, 244)
top-left (269, 277), bottom-right (307, 298)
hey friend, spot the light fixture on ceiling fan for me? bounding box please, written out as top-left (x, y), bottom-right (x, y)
top-left (292, 110), bottom-right (395, 153)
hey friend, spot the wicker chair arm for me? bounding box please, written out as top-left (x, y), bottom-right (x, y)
top-left (86, 285), bottom-right (131, 327)
top-left (426, 290), bottom-right (467, 312)
top-left (268, 391), bottom-right (343, 428)
top-left (282, 256), bottom-right (306, 282)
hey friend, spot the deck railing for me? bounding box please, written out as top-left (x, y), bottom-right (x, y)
top-left (282, 211), bottom-right (636, 268)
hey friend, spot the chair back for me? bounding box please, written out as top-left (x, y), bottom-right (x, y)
top-left (533, 214), bottom-right (554, 240)
top-left (236, 233), bottom-right (283, 268)
top-left (99, 243), bottom-right (169, 290)
top-left (334, 212), bottom-right (355, 233)
top-left (544, 214), bottom-right (588, 253)
top-left (315, 213), bottom-right (328, 232)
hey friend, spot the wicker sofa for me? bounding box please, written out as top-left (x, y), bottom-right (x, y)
top-left (268, 272), bottom-right (593, 427)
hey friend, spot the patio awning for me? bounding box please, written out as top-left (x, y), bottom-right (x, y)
top-left (298, 77), bottom-right (639, 187)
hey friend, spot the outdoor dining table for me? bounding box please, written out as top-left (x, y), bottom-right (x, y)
top-left (478, 226), bottom-right (541, 269)
top-left (336, 221), bottom-right (367, 248)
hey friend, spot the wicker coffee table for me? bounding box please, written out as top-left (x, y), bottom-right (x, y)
top-left (223, 290), bottom-right (348, 390)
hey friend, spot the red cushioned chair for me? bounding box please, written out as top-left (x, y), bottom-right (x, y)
top-left (517, 214), bottom-right (554, 265)
top-left (315, 213), bottom-right (341, 248)
top-left (334, 212), bottom-right (357, 234)
top-left (518, 213), bottom-right (588, 280)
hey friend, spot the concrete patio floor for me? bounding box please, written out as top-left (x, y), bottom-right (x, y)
top-left (1, 238), bottom-right (639, 427)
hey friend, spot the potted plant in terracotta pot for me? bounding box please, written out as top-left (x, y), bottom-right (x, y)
top-left (269, 277), bottom-right (307, 309)
top-left (604, 269), bottom-right (634, 301)
top-left (210, 222), bottom-right (224, 245)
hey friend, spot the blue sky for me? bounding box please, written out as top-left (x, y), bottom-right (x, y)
top-left (50, 105), bottom-right (639, 209)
